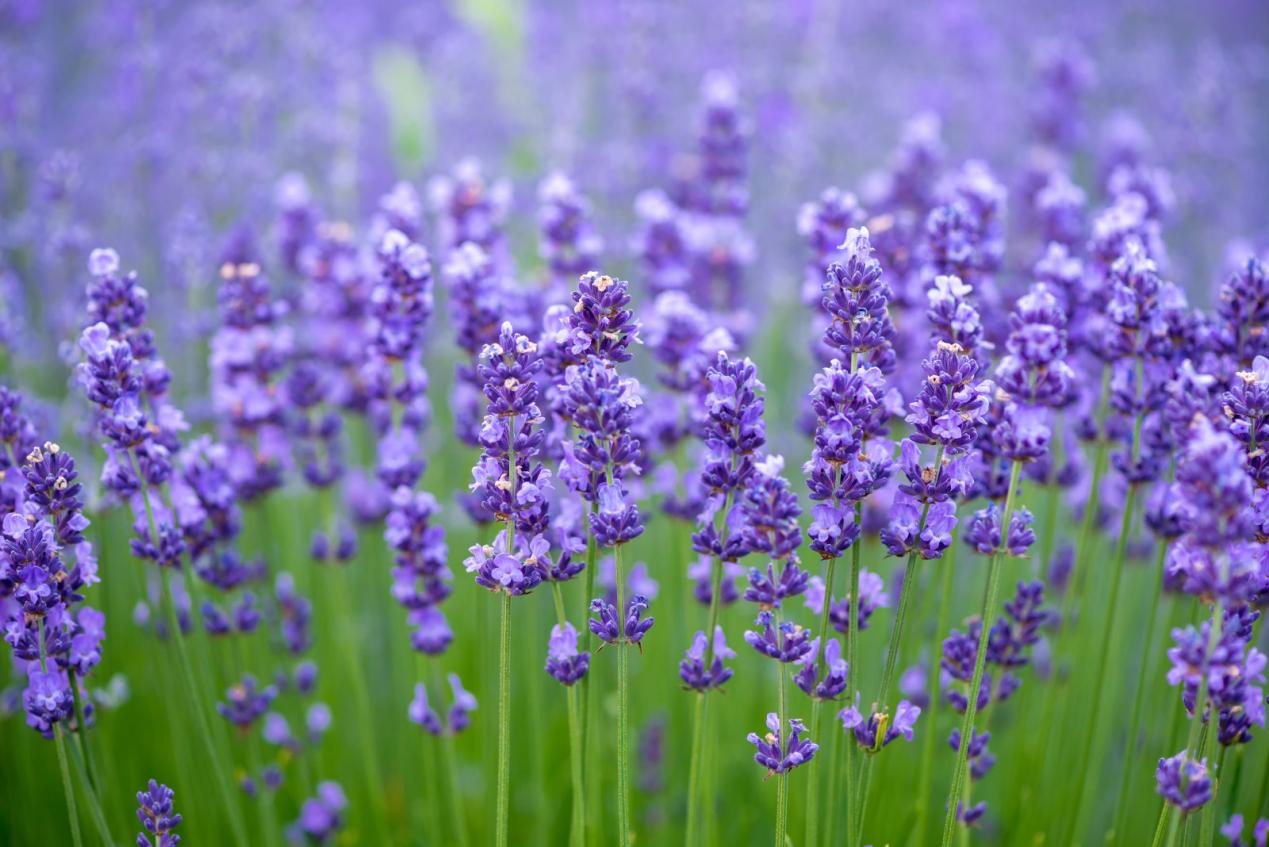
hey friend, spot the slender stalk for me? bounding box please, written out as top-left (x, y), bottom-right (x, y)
top-left (940, 460), bottom-right (1021, 847)
top-left (553, 583), bottom-right (586, 847)
top-left (496, 590), bottom-right (512, 847)
top-left (915, 542), bottom-right (958, 843)
top-left (855, 755), bottom-right (875, 844)
top-left (845, 504), bottom-right (865, 847)
top-left (615, 543), bottom-right (631, 847)
top-left (805, 559), bottom-right (834, 847)
top-left (775, 604), bottom-right (789, 847)
top-left (442, 732), bottom-right (470, 847)
top-left (686, 693), bottom-right (707, 847)
top-left (1109, 540), bottom-right (1170, 843)
top-left (55, 726), bottom-right (84, 847)
top-left (1065, 479), bottom-right (1141, 842)
top-left (63, 723), bottom-right (113, 846)
top-left (1199, 743), bottom-right (1226, 847)
top-left (1150, 803), bottom-right (1170, 847)
top-left (578, 504), bottom-right (600, 843)
top-left (133, 467), bottom-right (247, 844)
top-left (67, 670), bottom-right (100, 794)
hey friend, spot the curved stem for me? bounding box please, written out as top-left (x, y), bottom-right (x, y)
top-left (55, 726), bottom-right (84, 847)
top-left (1109, 540), bottom-right (1169, 843)
top-left (496, 591), bottom-right (512, 847)
top-left (915, 542), bottom-right (957, 844)
top-left (1066, 480), bottom-right (1140, 842)
top-left (133, 467), bottom-right (247, 844)
top-left (940, 460), bottom-right (1021, 847)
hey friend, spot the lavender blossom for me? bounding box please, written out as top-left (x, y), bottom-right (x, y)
top-left (679, 626), bottom-right (734, 692)
top-left (136, 779), bottom-right (182, 847)
top-left (747, 712), bottom-right (819, 774)
top-left (546, 621), bottom-right (591, 686)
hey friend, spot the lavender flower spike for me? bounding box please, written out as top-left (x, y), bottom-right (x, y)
top-left (136, 779), bottom-right (182, 847)
top-left (747, 712), bottom-right (819, 774)
top-left (546, 621), bottom-right (591, 686)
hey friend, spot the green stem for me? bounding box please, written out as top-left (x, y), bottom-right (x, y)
top-left (63, 723), bottom-right (112, 846)
top-left (1150, 803), bottom-right (1170, 847)
top-left (1109, 539), bottom-right (1169, 844)
top-left (771, 609), bottom-right (781, 847)
top-left (496, 590), bottom-right (512, 847)
top-left (686, 693), bottom-right (707, 847)
top-left (553, 583), bottom-right (586, 847)
top-left (55, 726), bottom-right (84, 847)
top-left (940, 460), bottom-right (1021, 847)
top-left (916, 542), bottom-right (958, 844)
top-left (1066, 479), bottom-right (1141, 843)
top-left (133, 466), bottom-right (247, 844)
top-left (442, 732), bottom-right (469, 847)
top-left (615, 543), bottom-right (631, 847)
top-left (855, 755), bottom-right (875, 845)
top-left (805, 562), bottom-right (836, 847)
top-left (1199, 743), bottom-right (1226, 847)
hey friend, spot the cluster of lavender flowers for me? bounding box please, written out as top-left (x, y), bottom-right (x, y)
top-left (0, 403), bottom-right (101, 739)
top-left (940, 581), bottom-right (1050, 823)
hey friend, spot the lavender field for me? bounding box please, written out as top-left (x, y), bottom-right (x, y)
top-left (2, 1), bottom-right (1269, 845)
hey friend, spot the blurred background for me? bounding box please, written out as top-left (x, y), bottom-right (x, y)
top-left (2, 1), bottom-right (1268, 844)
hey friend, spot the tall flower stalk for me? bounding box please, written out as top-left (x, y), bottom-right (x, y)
top-left (463, 321), bottom-right (553, 846)
top-left (682, 351), bottom-right (765, 844)
top-left (76, 248), bottom-right (248, 843)
top-left (802, 226), bottom-right (895, 847)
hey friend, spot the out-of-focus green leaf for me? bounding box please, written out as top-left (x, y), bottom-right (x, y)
top-left (372, 46), bottom-right (436, 172)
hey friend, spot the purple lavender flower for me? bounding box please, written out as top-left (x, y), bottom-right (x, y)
top-left (1220, 814), bottom-right (1269, 847)
top-left (679, 626), bottom-right (735, 692)
top-left (963, 503), bottom-right (1037, 556)
top-left (589, 595), bottom-right (654, 648)
top-left (747, 712), bottom-right (819, 775)
top-left (546, 621), bottom-right (591, 686)
top-left (1155, 751), bottom-right (1211, 812)
top-left (804, 568), bottom-right (890, 635)
top-left (995, 283), bottom-right (1074, 408)
top-left (838, 697), bottom-right (921, 751)
top-left (794, 637), bottom-right (848, 701)
top-left (804, 360), bottom-right (894, 558)
top-left (217, 675), bottom-right (277, 731)
top-left (819, 226), bottom-right (896, 371)
top-left (537, 173), bottom-right (602, 302)
top-left (136, 779), bottom-right (182, 847)
top-left (291, 781), bottom-right (347, 844)
top-left (744, 610), bottom-right (811, 663)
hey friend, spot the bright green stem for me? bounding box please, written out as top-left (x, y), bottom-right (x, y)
top-left (916, 543), bottom-right (958, 844)
top-left (442, 732), bottom-right (469, 847)
top-left (855, 755), bottom-right (876, 844)
top-left (134, 469), bottom-right (247, 844)
top-left (686, 693), bottom-right (707, 847)
top-left (63, 723), bottom-right (112, 847)
top-left (940, 460), bottom-right (1021, 847)
top-left (615, 543), bottom-right (631, 847)
top-left (1199, 744), bottom-right (1226, 847)
top-left (54, 727), bottom-right (84, 847)
top-left (875, 547), bottom-right (921, 713)
top-left (776, 649), bottom-right (788, 847)
top-left (1150, 803), bottom-right (1171, 847)
top-left (553, 583), bottom-right (586, 847)
top-left (67, 670), bottom-right (100, 795)
top-left (805, 551), bottom-right (838, 847)
top-left (331, 564), bottom-right (390, 840)
top-left (1066, 480), bottom-right (1141, 843)
top-left (496, 591), bottom-right (512, 847)
top-left (1162, 808), bottom-right (1182, 847)
top-left (1109, 540), bottom-right (1170, 843)
top-left (578, 504), bottom-right (599, 843)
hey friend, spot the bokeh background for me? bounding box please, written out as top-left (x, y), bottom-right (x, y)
top-left (2, 1), bottom-right (1268, 844)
